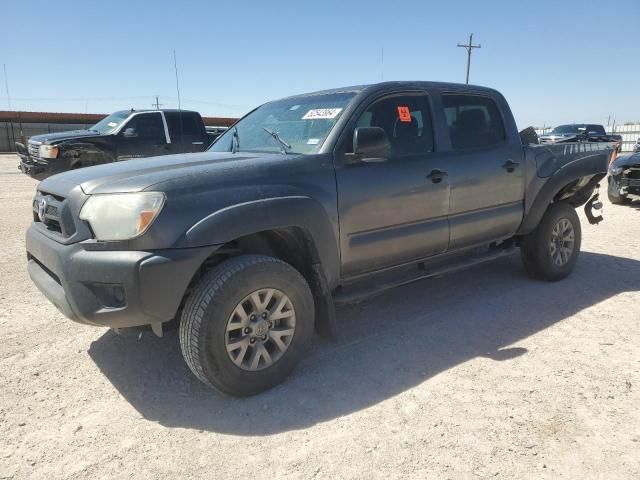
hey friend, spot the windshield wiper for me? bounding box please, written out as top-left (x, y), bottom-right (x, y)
top-left (231, 127), bottom-right (240, 153)
top-left (262, 127), bottom-right (291, 154)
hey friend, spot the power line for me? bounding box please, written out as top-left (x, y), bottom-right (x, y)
top-left (457, 33), bottom-right (481, 84)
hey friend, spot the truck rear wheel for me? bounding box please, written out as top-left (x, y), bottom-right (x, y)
top-left (179, 254), bottom-right (314, 396)
top-left (520, 202), bottom-right (581, 281)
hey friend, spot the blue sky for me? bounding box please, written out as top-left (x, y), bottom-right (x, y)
top-left (1, 0), bottom-right (638, 128)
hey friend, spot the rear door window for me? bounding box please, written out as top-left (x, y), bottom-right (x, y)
top-left (442, 94), bottom-right (506, 150)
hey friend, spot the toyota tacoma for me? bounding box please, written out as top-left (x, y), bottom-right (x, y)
top-left (25, 82), bottom-right (611, 396)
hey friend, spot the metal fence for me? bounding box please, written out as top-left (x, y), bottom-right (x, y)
top-left (1, 122), bottom-right (92, 152)
top-left (607, 124), bottom-right (640, 152)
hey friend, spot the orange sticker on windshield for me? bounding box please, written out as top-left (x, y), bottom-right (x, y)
top-left (397, 106), bottom-right (411, 122)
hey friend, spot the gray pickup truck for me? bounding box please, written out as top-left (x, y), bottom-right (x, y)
top-left (26, 81), bottom-right (610, 396)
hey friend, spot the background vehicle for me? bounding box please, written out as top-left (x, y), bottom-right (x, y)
top-left (25, 82), bottom-right (611, 396)
top-left (16, 109), bottom-right (209, 180)
top-left (205, 126), bottom-right (229, 144)
top-left (634, 138), bottom-right (640, 153)
top-left (608, 151), bottom-right (640, 204)
top-left (539, 123), bottom-right (621, 150)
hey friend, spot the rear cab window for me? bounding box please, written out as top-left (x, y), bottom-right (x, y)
top-left (442, 94), bottom-right (506, 150)
top-left (165, 112), bottom-right (207, 143)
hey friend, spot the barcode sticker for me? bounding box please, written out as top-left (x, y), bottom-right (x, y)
top-left (302, 108), bottom-right (343, 120)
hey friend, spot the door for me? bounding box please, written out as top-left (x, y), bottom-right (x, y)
top-left (116, 112), bottom-right (170, 160)
top-left (335, 92), bottom-right (450, 277)
top-left (164, 111), bottom-right (209, 153)
top-left (441, 93), bottom-right (525, 249)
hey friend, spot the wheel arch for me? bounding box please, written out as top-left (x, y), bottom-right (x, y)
top-left (179, 196), bottom-right (340, 338)
top-left (518, 155), bottom-right (607, 235)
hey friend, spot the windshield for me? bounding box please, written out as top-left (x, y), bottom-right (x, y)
top-left (551, 124), bottom-right (584, 134)
top-left (209, 92), bottom-right (357, 155)
top-left (90, 111), bottom-right (131, 134)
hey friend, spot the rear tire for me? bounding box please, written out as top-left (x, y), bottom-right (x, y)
top-left (179, 254), bottom-right (314, 396)
top-left (520, 202), bottom-right (581, 281)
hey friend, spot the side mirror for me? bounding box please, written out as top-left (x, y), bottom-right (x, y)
top-left (350, 127), bottom-right (390, 163)
top-left (123, 127), bottom-right (138, 138)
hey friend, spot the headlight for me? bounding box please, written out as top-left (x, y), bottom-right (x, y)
top-left (79, 192), bottom-right (166, 241)
top-left (39, 144), bottom-right (59, 159)
top-left (609, 166), bottom-right (623, 176)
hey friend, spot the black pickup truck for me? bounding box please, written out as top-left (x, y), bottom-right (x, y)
top-left (17, 109), bottom-right (210, 180)
top-left (25, 81), bottom-right (611, 396)
top-left (539, 123), bottom-right (622, 151)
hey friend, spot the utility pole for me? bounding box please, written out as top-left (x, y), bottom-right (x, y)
top-left (152, 95), bottom-right (163, 109)
top-left (457, 33), bottom-right (481, 84)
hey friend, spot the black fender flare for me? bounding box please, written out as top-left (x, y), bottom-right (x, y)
top-left (181, 195), bottom-right (340, 287)
top-left (517, 153), bottom-right (607, 235)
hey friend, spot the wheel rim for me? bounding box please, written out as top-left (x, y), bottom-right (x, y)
top-left (549, 218), bottom-right (575, 267)
top-left (224, 288), bottom-right (296, 371)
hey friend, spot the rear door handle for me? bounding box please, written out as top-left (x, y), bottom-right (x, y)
top-left (427, 169), bottom-right (448, 184)
top-left (502, 160), bottom-right (520, 172)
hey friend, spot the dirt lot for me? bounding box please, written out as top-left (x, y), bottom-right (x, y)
top-left (0, 154), bottom-right (639, 479)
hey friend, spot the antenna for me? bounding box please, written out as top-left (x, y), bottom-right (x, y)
top-left (173, 50), bottom-right (185, 152)
top-left (457, 33), bottom-right (482, 84)
top-left (173, 50), bottom-right (182, 111)
top-left (3, 64), bottom-right (12, 110)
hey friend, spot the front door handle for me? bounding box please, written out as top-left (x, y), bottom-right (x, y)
top-left (502, 160), bottom-right (520, 172)
top-left (427, 169), bottom-right (448, 184)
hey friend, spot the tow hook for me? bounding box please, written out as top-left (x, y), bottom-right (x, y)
top-left (585, 192), bottom-right (603, 225)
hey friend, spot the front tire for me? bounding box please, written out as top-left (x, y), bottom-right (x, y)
top-left (520, 202), bottom-right (582, 281)
top-left (179, 255), bottom-right (314, 396)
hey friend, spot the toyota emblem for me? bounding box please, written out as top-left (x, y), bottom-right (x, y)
top-left (38, 198), bottom-right (48, 222)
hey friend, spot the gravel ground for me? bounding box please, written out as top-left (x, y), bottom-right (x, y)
top-left (1, 154), bottom-right (639, 479)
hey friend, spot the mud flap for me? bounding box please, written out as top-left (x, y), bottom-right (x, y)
top-left (584, 193), bottom-right (603, 225)
top-left (309, 263), bottom-right (337, 340)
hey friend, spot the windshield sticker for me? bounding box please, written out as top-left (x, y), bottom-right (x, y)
top-left (307, 138), bottom-right (320, 145)
top-left (397, 106), bottom-right (412, 122)
top-left (302, 108), bottom-right (343, 120)
top-left (107, 122), bottom-right (118, 127)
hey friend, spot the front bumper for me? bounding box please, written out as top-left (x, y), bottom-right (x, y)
top-left (26, 225), bottom-right (217, 329)
top-left (609, 173), bottom-right (640, 197)
top-left (18, 153), bottom-right (67, 181)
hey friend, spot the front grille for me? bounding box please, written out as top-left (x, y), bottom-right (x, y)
top-left (625, 167), bottom-right (640, 180)
top-left (32, 190), bottom-right (76, 239)
top-left (28, 142), bottom-right (41, 159)
top-left (621, 178), bottom-right (640, 188)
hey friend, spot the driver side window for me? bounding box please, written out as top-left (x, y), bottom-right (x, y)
top-left (343, 94), bottom-right (434, 157)
top-left (123, 113), bottom-right (166, 142)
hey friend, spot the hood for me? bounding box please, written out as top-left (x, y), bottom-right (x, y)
top-left (38, 151), bottom-right (290, 196)
top-left (611, 152), bottom-right (640, 169)
top-left (29, 130), bottom-right (102, 145)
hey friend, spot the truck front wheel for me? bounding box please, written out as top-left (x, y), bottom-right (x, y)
top-left (179, 254), bottom-right (314, 396)
top-left (520, 202), bottom-right (582, 281)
